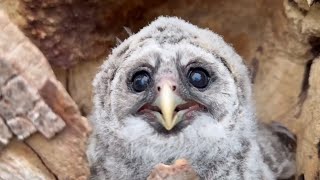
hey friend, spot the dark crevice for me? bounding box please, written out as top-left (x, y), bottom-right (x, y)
top-left (295, 36), bottom-right (320, 117)
top-left (299, 60), bottom-right (312, 97)
top-left (250, 57), bottom-right (259, 84)
top-left (298, 174), bottom-right (305, 180)
top-left (295, 59), bottom-right (312, 117)
top-left (80, 106), bottom-right (88, 117)
top-left (311, 0), bottom-right (320, 6)
top-left (65, 69), bottom-right (71, 95)
top-left (309, 36), bottom-right (320, 58)
top-left (24, 142), bottom-right (58, 180)
top-left (288, 0), bottom-right (308, 16)
top-left (315, 171), bottom-right (320, 180)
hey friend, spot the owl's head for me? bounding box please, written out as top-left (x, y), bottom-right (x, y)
top-left (93, 17), bottom-right (253, 136)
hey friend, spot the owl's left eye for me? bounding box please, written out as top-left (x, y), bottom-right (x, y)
top-left (132, 71), bottom-right (151, 92)
top-left (188, 68), bottom-right (209, 89)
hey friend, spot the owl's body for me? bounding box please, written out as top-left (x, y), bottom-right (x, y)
top-left (87, 17), bottom-right (295, 180)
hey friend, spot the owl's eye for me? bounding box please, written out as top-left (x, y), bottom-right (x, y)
top-left (188, 68), bottom-right (209, 89)
top-left (132, 71), bottom-right (151, 92)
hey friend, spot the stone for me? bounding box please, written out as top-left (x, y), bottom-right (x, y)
top-left (0, 140), bottom-right (56, 180)
top-left (1, 76), bottom-right (39, 118)
top-left (28, 101), bottom-right (65, 139)
top-left (0, 60), bottom-right (16, 87)
top-left (0, 10), bottom-right (91, 179)
top-left (6, 117), bottom-right (36, 140)
top-left (0, 117), bottom-right (12, 147)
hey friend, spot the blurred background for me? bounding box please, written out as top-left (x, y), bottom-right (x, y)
top-left (0, 0), bottom-right (319, 179)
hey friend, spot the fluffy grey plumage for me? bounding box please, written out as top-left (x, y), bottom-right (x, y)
top-left (87, 17), bottom-right (295, 180)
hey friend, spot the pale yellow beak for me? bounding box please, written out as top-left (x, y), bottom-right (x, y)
top-left (153, 84), bottom-right (185, 130)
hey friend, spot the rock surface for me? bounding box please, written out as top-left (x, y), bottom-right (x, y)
top-left (0, 10), bottom-right (91, 179)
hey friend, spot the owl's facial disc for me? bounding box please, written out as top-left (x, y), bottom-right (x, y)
top-left (138, 79), bottom-right (206, 131)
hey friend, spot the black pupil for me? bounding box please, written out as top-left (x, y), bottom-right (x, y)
top-left (132, 71), bottom-right (150, 92)
top-left (188, 68), bottom-right (209, 88)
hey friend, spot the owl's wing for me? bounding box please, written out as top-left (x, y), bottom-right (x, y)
top-left (257, 122), bottom-right (296, 179)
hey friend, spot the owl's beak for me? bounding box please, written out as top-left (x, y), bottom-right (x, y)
top-left (153, 83), bottom-right (186, 130)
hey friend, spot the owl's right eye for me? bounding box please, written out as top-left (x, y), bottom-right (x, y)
top-left (131, 71), bottom-right (151, 92)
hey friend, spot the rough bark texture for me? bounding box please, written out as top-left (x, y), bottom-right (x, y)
top-left (0, 10), bottom-right (91, 179)
top-left (0, 0), bottom-right (320, 179)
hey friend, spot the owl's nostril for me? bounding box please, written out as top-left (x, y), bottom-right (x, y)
top-left (156, 78), bottom-right (178, 92)
top-left (157, 85), bottom-right (176, 92)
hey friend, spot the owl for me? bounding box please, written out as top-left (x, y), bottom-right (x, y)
top-left (87, 17), bottom-right (296, 180)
